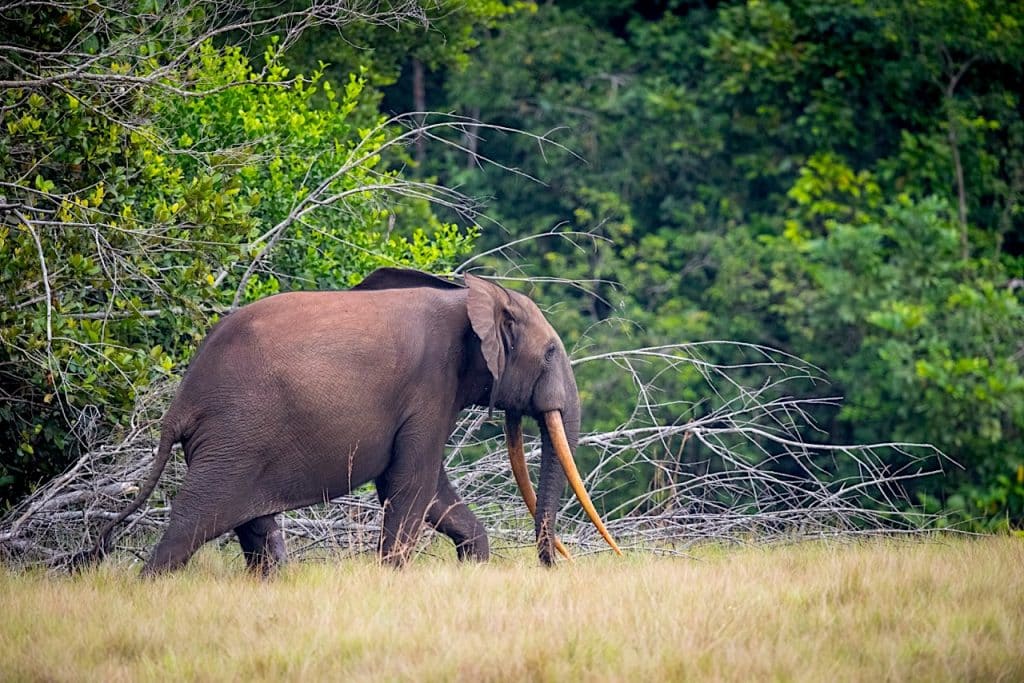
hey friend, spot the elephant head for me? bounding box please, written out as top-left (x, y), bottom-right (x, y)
top-left (464, 274), bottom-right (621, 565)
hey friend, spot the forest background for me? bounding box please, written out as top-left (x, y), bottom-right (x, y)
top-left (1, 0), bottom-right (1022, 531)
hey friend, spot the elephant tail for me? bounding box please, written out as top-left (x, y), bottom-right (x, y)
top-left (69, 416), bottom-right (182, 571)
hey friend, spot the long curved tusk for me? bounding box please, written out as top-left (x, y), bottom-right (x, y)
top-left (504, 418), bottom-right (573, 562)
top-left (543, 410), bottom-right (623, 556)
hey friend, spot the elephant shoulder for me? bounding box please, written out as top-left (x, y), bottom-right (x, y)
top-left (352, 268), bottom-right (464, 292)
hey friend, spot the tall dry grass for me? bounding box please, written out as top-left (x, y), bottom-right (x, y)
top-left (2, 536), bottom-right (1021, 682)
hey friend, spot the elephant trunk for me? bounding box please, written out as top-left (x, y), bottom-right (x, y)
top-left (535, 407), bottom-right (571, 566)
top-left (538, 408), bottom-right (622, 565)
top-left (504, 414), bottom-right (572, 562)
top-left (504, 373), bottom-right (621, 565)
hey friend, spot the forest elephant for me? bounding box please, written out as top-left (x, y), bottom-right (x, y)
top-left (82, 268), bottom-right (621, 575)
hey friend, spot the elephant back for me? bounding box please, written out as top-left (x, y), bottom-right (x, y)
top-left (353, 268), bottom-right (464, 292)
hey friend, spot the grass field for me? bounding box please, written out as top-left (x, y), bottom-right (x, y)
top-left (2, 535), bottom-right (1021, 681)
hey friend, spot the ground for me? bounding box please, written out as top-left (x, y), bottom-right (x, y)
top-left (1, 535), bottom-right (1021, 681)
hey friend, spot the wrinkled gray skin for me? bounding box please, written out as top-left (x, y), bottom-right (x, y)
top-left (90, 268), bottom-right (579, 575)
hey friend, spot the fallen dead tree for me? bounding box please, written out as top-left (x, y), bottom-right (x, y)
top-left (0, 342), bottom-right (950, 569)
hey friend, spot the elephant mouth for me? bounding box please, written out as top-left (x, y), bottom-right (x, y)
top-left (504, 412), bottom-right (623, 560)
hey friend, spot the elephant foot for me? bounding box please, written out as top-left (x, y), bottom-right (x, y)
top-left (454, 534), bottom-right (490, 562)
top-left (236, 515), bottom-right (288, 577)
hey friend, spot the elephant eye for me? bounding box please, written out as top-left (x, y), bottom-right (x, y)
top-left (544, 344), bottom-right (557, 363)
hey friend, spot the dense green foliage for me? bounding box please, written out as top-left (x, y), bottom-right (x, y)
top-left (412, 0), bottom-right (1024, 527)
top-left (0, 2), bottom-right (483, 503)
top-left (2, 1), bottom-right (1022, 528)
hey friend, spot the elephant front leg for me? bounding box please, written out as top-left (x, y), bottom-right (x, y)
top-left (426, 468), bottom-right (489, 562)
top-left (374, 414), bottom-right (456, 567)
top-left (375, 470), bottom-right (435, 568)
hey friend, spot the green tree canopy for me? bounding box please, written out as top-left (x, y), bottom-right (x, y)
top-left (418, 0), bottom-right (1024, 526)
top-left (0, 1), bottom-right (490, 504)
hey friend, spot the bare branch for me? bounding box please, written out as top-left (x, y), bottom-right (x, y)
top-left (228, 113), bottom-right (572, 308)
top-left (0, 341), bottom-right (953, 569)
top-left (19, 215), bottom-right (53, 353)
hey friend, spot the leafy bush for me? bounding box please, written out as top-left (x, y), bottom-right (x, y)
top-left (1, 34), bottom-right (474, 505)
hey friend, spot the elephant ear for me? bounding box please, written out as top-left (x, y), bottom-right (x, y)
top-left (465, 274), bottom-right (517, 410)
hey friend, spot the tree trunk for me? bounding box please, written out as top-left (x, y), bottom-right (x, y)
top-left (412, 58), bottom-right (426, 168)
top-left (941, 52), bottom-right (978, 263)
top-left (465, 105), bottom-right (480, 170)
top-left (947, 113), bottom-right (969, 261)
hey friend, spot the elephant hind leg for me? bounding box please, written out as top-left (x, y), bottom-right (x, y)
top-left (236, 514), bottom-right (287, 576)
top-left (427, 469), bottom-right (489, 562)
top-left (141, 469), bottom-right (254, 576)
top-left (143, 508), bottom-right (232, 576)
